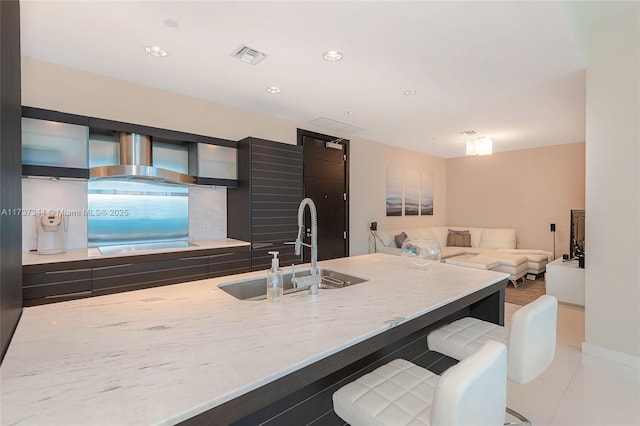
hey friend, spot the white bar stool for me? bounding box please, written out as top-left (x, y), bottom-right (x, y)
top-left (332, 340), bottom-right (507, 426)
top-left (427, 295), bottom-right (558, 425)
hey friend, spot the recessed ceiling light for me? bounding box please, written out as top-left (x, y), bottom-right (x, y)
top-left (266, 86), bottom-right (282, 94)
top-left (344, 111), bottom-right (353, 115)
top-left (404, 90), bottom-right (417, 96)
top-left (145, 45), bottom-right (168, 57)
top-left (323, 50), bottom-right (343, 62)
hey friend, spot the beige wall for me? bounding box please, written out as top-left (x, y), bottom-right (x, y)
top-left (349, 140), bottom-right (447, 256)
top-left (446, 143), bottom-right (585, 256)
top-left (21, 57), bottom-right (297, 145)
top-left (584, 6), bottom-right (639, 362)
top-left (22, 57), bottom-right (447, 257)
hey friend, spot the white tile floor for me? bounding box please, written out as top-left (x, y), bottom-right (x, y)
top-left (504, 302), bottom-right (640, 426)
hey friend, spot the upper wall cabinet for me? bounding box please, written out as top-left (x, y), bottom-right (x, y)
top-left (22, 116), bottom-right (90, 179)
top-left (21, 107), bottom-right (239, 186)
top-left (22, 118), bottom-right (89, 168)
top-left (189, 142), bottom-right (238, 187)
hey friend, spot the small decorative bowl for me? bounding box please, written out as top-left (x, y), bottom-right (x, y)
top-left (401, 239), bottom-right (442, 270)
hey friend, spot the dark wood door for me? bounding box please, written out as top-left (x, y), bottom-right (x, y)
top-left (298, 130), bottom-right (348, 261)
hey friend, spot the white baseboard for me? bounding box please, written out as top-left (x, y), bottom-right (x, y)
top-left (582, 342), bottom-right (640, 370)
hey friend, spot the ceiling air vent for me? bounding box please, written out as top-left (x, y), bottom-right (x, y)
top-left (232, 45), bottom-right (268, 65)
top-left (307, 117), bottom-right (365, 135)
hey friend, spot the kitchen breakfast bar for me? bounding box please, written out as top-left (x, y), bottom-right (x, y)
top-left (1, 253), bottom-right (508, 425)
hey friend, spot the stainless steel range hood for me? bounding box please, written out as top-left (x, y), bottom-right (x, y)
top-left (90, 133), bottom-right (196, 184)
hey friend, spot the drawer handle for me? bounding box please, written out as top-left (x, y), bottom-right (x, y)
top-left (93, 263), bottom-right (132, 271)
top-left (179, 256), bottom-right (209, 261)
top-left (45, 291), bottom-right (92, 299)
top-left (252, 242), bottom-right (273, 250)
top-left (45, 268), bottom-right (92, 275)
top-left (209, 252), bottom-right (235, 259)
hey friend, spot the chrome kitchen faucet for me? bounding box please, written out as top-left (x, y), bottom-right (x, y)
top-left (290, 198), bottom-right (320, 296)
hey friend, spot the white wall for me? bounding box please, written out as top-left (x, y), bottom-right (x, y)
top-left (584, 6), bottom-right (639, 364)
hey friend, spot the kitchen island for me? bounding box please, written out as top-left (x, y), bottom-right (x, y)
top-left (1, 253), bottom-right (508, 425)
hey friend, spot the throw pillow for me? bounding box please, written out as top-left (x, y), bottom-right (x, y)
top-left (447, 229), bottom-right (471, 247)
top-left (394, 232), bottom-right (408, 248)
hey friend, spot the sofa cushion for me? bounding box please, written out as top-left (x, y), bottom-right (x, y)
top-left (416, 227), bottom-right (436, 240)
top-left (479, 228), bottom-right (516, 249)
top-left (448, 226), bottom-right (484, 248)
top-left (498, 249), bottom-right (553, 262)
top-left (447, 229), bottom-right (471, 247)
top-left (394, 232), bottom-right (408, 248)
top-left (405, 229), bottom-right (426, 241)
top-left (431, 226), bottom-right (449, 249)
top-left (482, 250), bottom-right (527, 267)
top-left (441, 247), bottom-right (467, 259)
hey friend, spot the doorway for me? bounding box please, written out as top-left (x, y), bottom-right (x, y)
top-left (297, 129), bottom-right (349, 261)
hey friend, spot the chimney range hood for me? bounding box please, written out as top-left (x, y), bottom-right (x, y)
top-left (90, 132), bottom-right (196, 184)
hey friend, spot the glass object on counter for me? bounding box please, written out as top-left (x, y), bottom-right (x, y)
top-left (22, 118), bottom-right (89, 168)
top-left (401, 239), bottom-right (442, 270)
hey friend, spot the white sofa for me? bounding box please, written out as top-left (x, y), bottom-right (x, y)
top-left (373, 226), bottom-right (551, 285)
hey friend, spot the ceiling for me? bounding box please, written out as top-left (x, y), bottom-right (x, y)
top-left (18, 1), bottom-right (627, 158)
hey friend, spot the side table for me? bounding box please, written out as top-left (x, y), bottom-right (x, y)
top-left (545, 258), bottom-right (585, 306)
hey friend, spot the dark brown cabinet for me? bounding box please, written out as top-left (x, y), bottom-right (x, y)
top-left (23, 267), bottom-right (92, 306)
top-left (208, 250), bottom-right (251, 278)
top-left (228, 138), bottom-right (303, 271)
top-left (21, 107), bottom-right (238, 186)
top-left (22, 246), bottom-right (250, 306)
top-left (91, 256), bottom-right (209, 297)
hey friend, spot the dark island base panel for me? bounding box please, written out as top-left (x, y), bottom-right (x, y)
top-left (180, 279), bottom-right (506, 426)
top-left (233, 320), bottom-right (460, 426)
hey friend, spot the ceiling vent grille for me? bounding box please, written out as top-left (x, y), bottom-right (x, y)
top-left (232, 45), bottom-right (268, 65)
top-left (307, 117), bottom-right (365, 134)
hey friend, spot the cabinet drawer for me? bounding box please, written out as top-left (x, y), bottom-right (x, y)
top-left (208, 251), bottom-right (250, 278)
top-left (251, 243), bottom-right (299, 271)
top-left (23, 268), bottom-right (92, 305)
top-left (92, 257), bottom-right (208, 295)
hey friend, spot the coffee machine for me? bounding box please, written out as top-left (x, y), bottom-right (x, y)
top-left (36, 212), bottom-right (68, 255)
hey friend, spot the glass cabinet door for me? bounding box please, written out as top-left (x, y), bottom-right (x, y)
top-left (196, 143), bottom-right (237, 179)
top-left (22, 118), bottom-right (89, 168)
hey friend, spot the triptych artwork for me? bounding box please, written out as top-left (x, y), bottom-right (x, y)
top-left (386, 167), bottom-right (433, 216)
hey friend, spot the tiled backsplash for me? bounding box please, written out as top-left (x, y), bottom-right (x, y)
top-left (22, 178), bottom-right (88, 251)
top-left (21, 178), bottom-right (227, 252)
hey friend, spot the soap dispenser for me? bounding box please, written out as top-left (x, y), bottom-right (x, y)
top-left (267, 251), bottom-right (284, 302)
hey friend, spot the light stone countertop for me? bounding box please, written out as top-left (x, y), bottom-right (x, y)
top-left (1, 253), bottom-right (508, 426)
top-left (22, 238), bottom-right (250, 266)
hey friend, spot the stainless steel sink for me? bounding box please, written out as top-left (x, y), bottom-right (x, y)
top-left (218, 268), bottom-right (368, 301)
